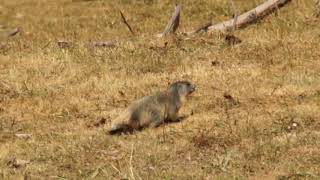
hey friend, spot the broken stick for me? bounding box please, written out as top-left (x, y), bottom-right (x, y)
top-left (0, 27), bottom-right (21, 39)
top-left (158, 4), bottom-right (181, 37)
top-left (120, 10), bottom-right (135, 35)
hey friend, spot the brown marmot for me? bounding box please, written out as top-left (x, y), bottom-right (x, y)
top-left (108, 81), bottom-right (196, 135)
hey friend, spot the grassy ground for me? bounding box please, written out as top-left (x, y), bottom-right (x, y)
top-left (0, 0), bottom-right (320, 179)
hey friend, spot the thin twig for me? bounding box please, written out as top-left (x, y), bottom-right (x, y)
top-left (8, 27), bottom-right (21, 37)
top-left (120, 10), bottom-right (135, 35)
top-left (110, 163), bottom-right (121, 175)
top-left (41, 41), bottom-right (51, 50)
top-left (316, 0), bottom-right (320, 17)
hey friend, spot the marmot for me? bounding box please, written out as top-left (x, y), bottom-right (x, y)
top-left (108, 80), bottom-right (196, 135)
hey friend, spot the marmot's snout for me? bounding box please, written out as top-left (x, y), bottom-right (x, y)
top-left (184, 82), bottom-right (195, 96)
top-left (172, 80), bottom-right (196, 96)
top-left (189, 84), bottom-right (196, 94)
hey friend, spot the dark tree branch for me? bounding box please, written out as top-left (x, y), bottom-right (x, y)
top-left (120, 10), bottom-right (135, 35)
top-left (8, 27), bottom-right (21, 37)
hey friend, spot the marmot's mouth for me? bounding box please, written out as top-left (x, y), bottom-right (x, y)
top-left (189, 87), bottom-right (196, 94)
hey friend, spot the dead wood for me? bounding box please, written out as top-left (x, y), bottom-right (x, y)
top-left (0, 27), bottom-right (21, 38)
top-left (205, 0), bottom-right (292, 32)
top-left (7, 27), bottom-right (21, 37)
top-left (15, 133), bottom-right (32, 139)
top-left (57, 40), bottom-right (74, 49)
top-left (315, 0), bottom-right (320, 17)
top-left (120, 11), bottom-right (135, 35)
top-left (192, 22), bottom-right (213, 34)
top-left (229, 0), bottom-right (239, 33)
top-left (57, 40), bottom-right (116, 49)
top-left (7, 158), bottom-right (30, 168)
top-left (88, 41), bottom-right (115, 48)
top-left (158, 4), bottom-right (181, 37)
top-left (58, 0), bottom-right (292, 48)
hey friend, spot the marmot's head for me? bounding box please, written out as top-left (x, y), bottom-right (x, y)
top-left (168, 80), bottom-right (196, 97)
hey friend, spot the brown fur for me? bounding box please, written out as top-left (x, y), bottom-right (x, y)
top-left (108, 81), bottom-right (195, 135)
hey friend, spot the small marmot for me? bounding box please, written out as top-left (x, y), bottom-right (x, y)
top-left (108, 80), bottom-right (196, 135)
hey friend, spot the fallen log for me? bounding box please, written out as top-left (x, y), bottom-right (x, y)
top-left (191, 0), bottom-right (292, 33)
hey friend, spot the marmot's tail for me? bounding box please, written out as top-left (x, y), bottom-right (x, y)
top-left (108, 123), bottom-right (131, 135)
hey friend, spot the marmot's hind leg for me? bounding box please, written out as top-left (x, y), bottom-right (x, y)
top-left (108, 123), bottom-right (132, 135)
top-left (149, 114), bottom-right (164, 128)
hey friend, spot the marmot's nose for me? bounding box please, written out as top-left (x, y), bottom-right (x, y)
top-left (191, 85), bottom-right (196, 92)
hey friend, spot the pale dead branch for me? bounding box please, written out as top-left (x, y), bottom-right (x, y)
top-left (88, 41), bottom-right (116, 48)
top-left (15, 133), bottom-right (32, 139)
top-left (7, 158), bottom-right (30, 168)
top-left (158, 4), bottom-right (181, 37)
top-left (204, 0), bottom-right (292, 32)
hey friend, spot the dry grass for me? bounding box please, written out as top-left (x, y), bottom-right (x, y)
top-left (0, 0), bottom-right (320, 179)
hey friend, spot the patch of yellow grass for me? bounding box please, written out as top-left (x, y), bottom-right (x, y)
top-left (0, 0), bottom-right (319, 179)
